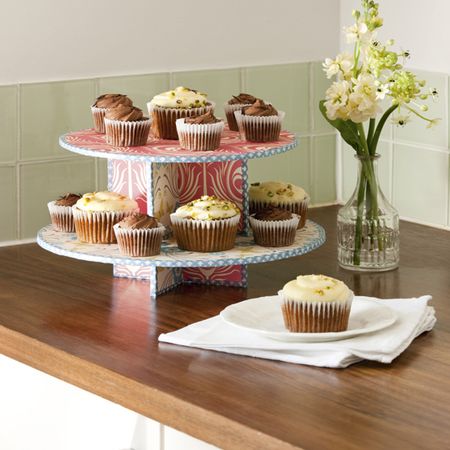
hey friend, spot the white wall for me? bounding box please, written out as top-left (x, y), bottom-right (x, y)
top-left (340, 0), bottom-right (450, 74)
top-left (0, 0), bottom-right (339, 84)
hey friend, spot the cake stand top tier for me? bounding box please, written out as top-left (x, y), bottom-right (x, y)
top-left (60, 128), bottom-right (297, 163)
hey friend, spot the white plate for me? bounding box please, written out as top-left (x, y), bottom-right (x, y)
top-left (220, 296), bottom-right (397, 342)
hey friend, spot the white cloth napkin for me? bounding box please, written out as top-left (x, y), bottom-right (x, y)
top-left (159, 295), bottom-right (435, 368)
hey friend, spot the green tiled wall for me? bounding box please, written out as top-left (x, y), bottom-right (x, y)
top-left (0, 61), bottom-right (337, 242)
top-left (339, 69), bottom-right (450, 228)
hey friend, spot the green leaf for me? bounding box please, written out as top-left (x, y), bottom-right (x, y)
top-left (319, 100), bottom-right (361, 153)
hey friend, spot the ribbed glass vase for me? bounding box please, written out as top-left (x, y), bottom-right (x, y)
top-left (337, 154), bottom-right (399, 272)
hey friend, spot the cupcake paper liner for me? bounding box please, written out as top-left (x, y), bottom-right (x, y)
top-left (73, 207), bottom-right (139, 244)
top-left (224, 103), bottom-right (246, 132)
top-left (48, 201), bottom-right (75, 232)
top-left (104, 118), bottom-right (151, 147)
top-left (176, 118), bottom-right (224, 151)
top-left (249, 214), bottom-right (299, 247)
top-left (147, 102), bottom-right (215, 140)
top-left (170, 213), bottom-right (240, 252)
top-left (279, 290), bottom-right (354, 333)
top-left (91, 106), bottom-right (107, 134)
top-left (113, 223), bottom-right (165, 257)
top-left (234, 110), bottom-right (285, 142)
top-left (249, 196), bottom-right (310, 229)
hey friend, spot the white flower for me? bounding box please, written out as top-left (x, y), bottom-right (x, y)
top-left (323, 53), bottom-right (354, 79)
top-left (345, 22), bottom-right (371, 44)
top-left (375, 81), bottom-right (389, 100)
top-left (324, 80), bottom-right (351, 120)
top-left (391, 114), bottom-right (411, 127)
top-left (344, 74), bottom-right (381, 123)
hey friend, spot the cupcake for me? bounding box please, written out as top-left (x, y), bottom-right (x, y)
top-left (176, 111), bottom-right (224, 151)
top-left (48, 193), bottom-right (81, 232)
top-left (104, 105), bottom-right (151, 147)
top-left (113, 213), bottom-right (165, 257)
top-left (147, 87), bottom-right (215, 140)
top-left (91, 94), bottom-right (133, 133)
top-left (249, 181), bottom-right (310, 229)
top-left (170, 196), bottom-right (240, 252)
top-left (224, 93), bottom-right (257, 131)
top-left (234, 99), bottom-right (285, 142)
top-left (280, 275), bottom-right (353, 333)
top-left (249, 207), bottom-right (299, 247)
top-left (73, 191), bottom-right (139, 244)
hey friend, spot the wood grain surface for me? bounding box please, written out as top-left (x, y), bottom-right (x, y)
top-left (1, 206), bottom-right (449, 450)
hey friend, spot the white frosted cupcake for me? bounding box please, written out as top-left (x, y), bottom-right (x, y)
top-left (280, 275), bottom-right (353, 333)
top-left (170, 196), bottom-right (240, 252)
top-left (176, 111), bottom-right (224, 151)
top-left (73, 191), bottom-right (139, 244)
top-left (48, 193), bottom-right (81, 232)
top-left (148, 87), bottom-right (215, 140)
top-left (249, 181), bottom-right (310, 229)
top-left (91, 94), bottom-right (133, 133)
top-left (113, 213), bottom-right (165, 257)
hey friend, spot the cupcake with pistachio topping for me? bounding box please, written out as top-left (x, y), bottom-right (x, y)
top-left (73, 191), bottom-right (139, 244)
top-left (224, 93), bottom-right (258, 131)
top-left (147, 87), bottom-right (215, 140)
top-left (104, 105), bottom-right (151, 147)
top-left (176, 111), bottom-right (224, 151)
top-left (170, 195), bottom-right (240, 252)
top-left (91, 94), bottom-right (133, 133)
top-left (114, 213), bottom-right (165, 257)
top-left (48, 193), bottom-right (82, 232)
top-left (249, 181), bottom-right (310, 229)
top-left (234, 99), bottom-right (285, 142)
top-left (280, 275), bottom-right (353, 333)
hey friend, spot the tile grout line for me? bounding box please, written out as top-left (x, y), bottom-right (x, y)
top-left (16, 84), bottom-right (21, 239)
top-left (308, 62), bottom-right (315, 201)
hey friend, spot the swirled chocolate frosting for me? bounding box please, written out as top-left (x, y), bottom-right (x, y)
top-left (228, 93), bottom-right (257, 105)
top-left (185, 111), bottom-right (220, 124)
top-left (116, 213), bottom-right (159, 229)
top-left (105, 105), bottom-right (145, 122)
top-left (55, 193), bottom-right (82, 207)
top-left (243, 99), bottom-right (278, 117)
top-left (93, 94), bottom-right (133, 109)
top-left (253, 207), bottom-right (292, 221)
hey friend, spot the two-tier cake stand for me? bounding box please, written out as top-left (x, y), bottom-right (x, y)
top-left (37, 127), bottom-right (326, 299)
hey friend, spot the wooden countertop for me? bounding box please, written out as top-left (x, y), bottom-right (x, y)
top-left (1, 206), bottom-right (449, 450)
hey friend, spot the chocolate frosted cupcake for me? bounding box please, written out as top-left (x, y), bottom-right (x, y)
top-left (170, 196), bottom-right (240, 252)
top-left (73, 191), bottom-right (139, 244)
top-left (249, 181), bottom-right (310, 229)
top-left (104, 105), bottom-right (151, 147)
top-left (147, 87), bottom-right (215, 140)
top-left (280, 275), bottom-right (353, 333)
top-left (48, 193), bottom-right (81, 232)
top-left (249, 207), bottom-right (299, 247)
top-left (114, 213), bottom-right (165, 257)
top-left (234, 99), bottom-right (285, 142)
top-left (224, 93), bottom-right (257, 131)
top-left (91, 94), bottom-right (133, 133)
top-left (176, 111), bottom-right (224, 151)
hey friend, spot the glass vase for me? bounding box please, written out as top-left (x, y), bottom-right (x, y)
top-left (337, 154), bottom-right (399, 271)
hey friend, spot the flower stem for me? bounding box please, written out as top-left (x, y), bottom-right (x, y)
top-left (370, 104), bottom-right (399, 154)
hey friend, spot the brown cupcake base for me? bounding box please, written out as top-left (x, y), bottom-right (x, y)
top-left (249, 214), bottom-right (299, 247)
top-left (114, 225), bottom-right (165, 257)
top-left (170, 214), bottom-right (239, 252)
top-left (48, 202), bottom-right (75, 232)
top-left (91, 106), bottom-right (107, 133)
top-left (104, 118), bottom-right (151, 147)
top-left (235, 111), bottom-right (285, 142)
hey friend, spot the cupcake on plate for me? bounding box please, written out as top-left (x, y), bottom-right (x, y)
top-left (91, 94), bottom-right (133, 133)
top-left (224, 93), bottom-right (257, 131)
top-left (170, 195), bottom-right (240, 252)
top-left (73, 191), bottom-right (139, 244)
top-left (176, 111), bottom-right (224, 151)
top-left (48, 193), bottom-right (81, 232)
top-left (113, 213), bottom-right (165, 257)
top-left (234, 99), bottom-right (285, 142)
top-left (104, 105), bottom-right (151, 147)
top-left (147, 87), bottom-right (215, 140)
top-left (249, 181), bottom-right (310, 229)
top-left (280, 275), bottom-right (353, 333)
top-left (249, 207), bottom-right (299, 247)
